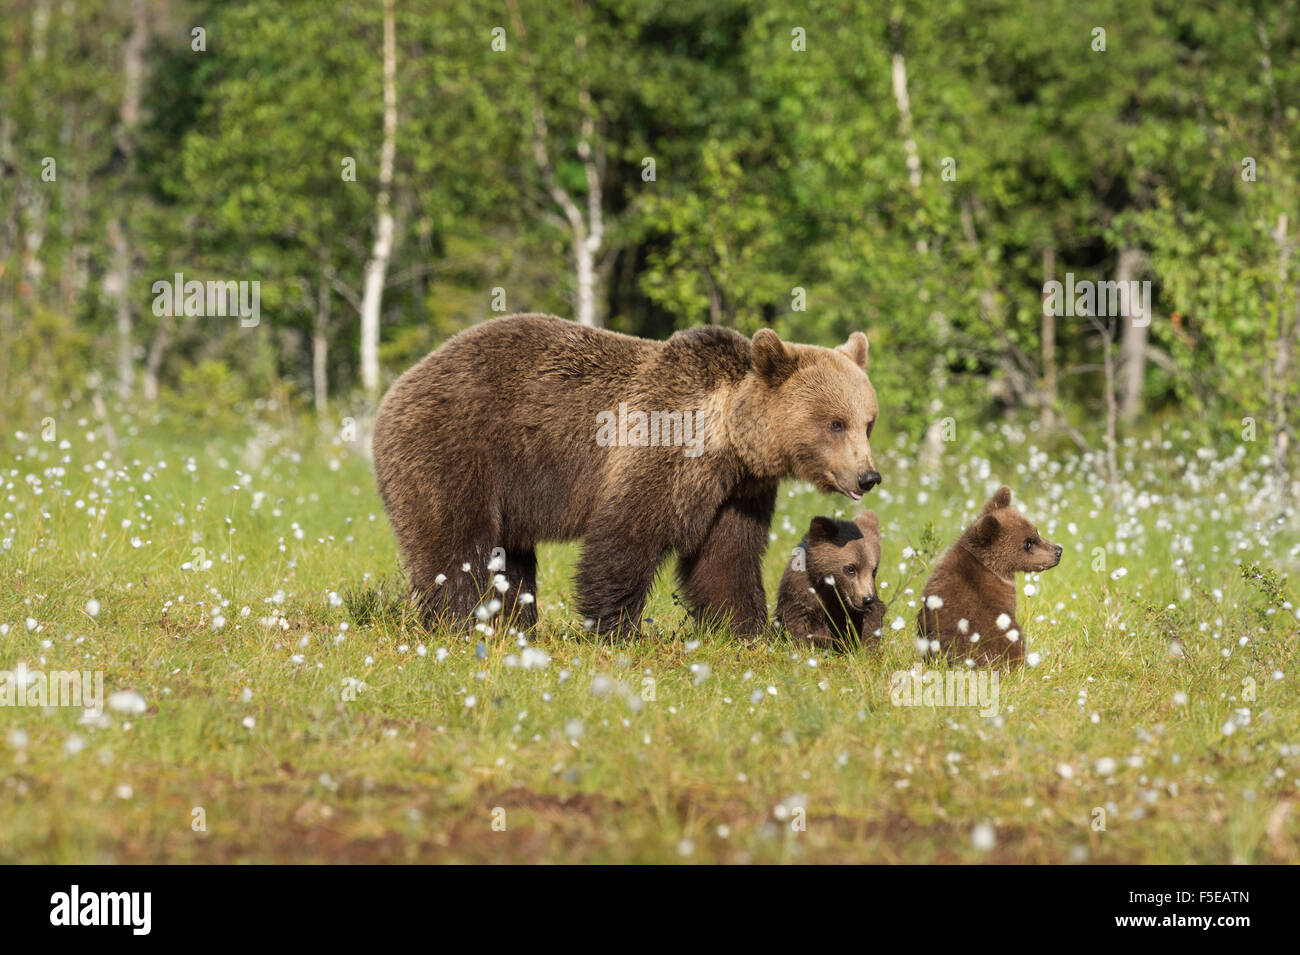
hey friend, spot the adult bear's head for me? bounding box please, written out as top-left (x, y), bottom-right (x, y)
top-left (746, 329), bottom-right (881, 500)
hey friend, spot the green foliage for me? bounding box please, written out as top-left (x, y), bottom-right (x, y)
top-left (161, 360), bottom-right (252, 429)
top-left (2, 0), bottom-right (1299, 452)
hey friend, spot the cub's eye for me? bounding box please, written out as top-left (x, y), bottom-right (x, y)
top-left (843, 565), bottom-right (857, 577)
top-left (829, 419), bottom-right (845, 434)
top-left (1023, 538), bottom-right (1035, 552)
top-left (867, 419), bottom-right (875, 438)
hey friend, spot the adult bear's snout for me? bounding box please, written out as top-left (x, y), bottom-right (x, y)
top-left (857, 470), bottom-right (882, 493)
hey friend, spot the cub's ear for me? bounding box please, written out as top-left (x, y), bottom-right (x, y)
top-left (808, 516), bottom-right (839, 544)
top-left (969, 513), bottom-right (1000, 547)
top-left (837, 331), bottom-right (869, 370)
top-left (981, 485), bottom-right (1012, 514)
top-left (853, 510), bottom-right (879, 536)
top-left (752, 329), bottom-right (797, 384)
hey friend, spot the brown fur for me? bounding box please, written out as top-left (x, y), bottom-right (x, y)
top-left (917, 486), bottom-right (1061, 667)
top-left (372, 314), bottom-right (880, 636)
top-left (776, 511), bottom-right (884, 650)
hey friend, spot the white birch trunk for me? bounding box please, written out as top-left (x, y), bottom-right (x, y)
top-left (1117, 247), bottom-right (1147, 421)
top-left (359, 0), bottom-right (397, 398)
top-left (109, 0), bottom-right (148, 399)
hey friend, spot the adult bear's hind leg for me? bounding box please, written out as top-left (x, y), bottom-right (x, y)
top-left (401, 507), bottom-right (500, 635)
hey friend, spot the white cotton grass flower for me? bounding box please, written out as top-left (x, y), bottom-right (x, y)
top-left (106, 690), bottom-right (147, 715)
top-left (925, 594), bottom-right (944, 610)
top-left (434, 573), bottom-right (447, 586)
top-left (1026, 651), bottom-right (1041, 667)
top-left (492, 574), bottom-right (510, 594)
top-left (488, 552), bottom-right (505, 573)
top-left (519, 593), bottom-right (535, 605)
top-left (957, 618), bottom-right (969, 634)
top-left (971, 823), bottom-right (996, 852)
top-left (996, 613), bottom-right (1011, 630)
top-left (890, 617), bottom-right (905, 631)
top-left (1006, 629), bottom-right (1019, 643)
top-left (519, 647), bottom-right (550, 670)
top-left (84, 599), bottom-right (101, 618)
top-left (1095, 757), bottom-right (1117, 775)
top-left (461, 563), bottom-right (471, 572)
top-left (1023, 583), bottom-right (1037, 597)
top-left (1172, 691), bottom-right (1188, 706)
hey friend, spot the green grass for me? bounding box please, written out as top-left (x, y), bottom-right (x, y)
top-left (1, 407), bottom-right (1297, 863)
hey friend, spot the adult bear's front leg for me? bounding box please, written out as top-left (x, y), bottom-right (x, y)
top-left (574, 504), bottom-right (669, 637)
top-left (677, 479), bottom-right (776, 636)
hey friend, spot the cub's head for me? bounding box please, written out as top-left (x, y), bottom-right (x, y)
top-left (962, 486), bottom-right (1062, 577)
top-left (804, 511), bottom-right (882, 612)
top-left (751, 329), bottom-right (880, 500)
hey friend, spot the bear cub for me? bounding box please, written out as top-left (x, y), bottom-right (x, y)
top-left (777, 511), bottom-right (884, 650)
top-left (917, 486), bottom-right (1061, 667)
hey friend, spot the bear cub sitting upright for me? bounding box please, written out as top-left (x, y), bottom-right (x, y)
top-left (918, 486), bottom-right (1061, 667)
top-left (776, 511), bottom-right (884, 650)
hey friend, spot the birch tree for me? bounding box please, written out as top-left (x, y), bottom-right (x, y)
top-left (359, 0), bottom-right (397, 396)
top-left (106, 0), bottom-right (148, 398)
top-left (506, 0), bottom-right (607, 328)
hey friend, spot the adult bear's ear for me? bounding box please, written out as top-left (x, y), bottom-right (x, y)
top-left (853, 510), bottom-right (879, 536)
top-left (981, 485), bottom-right (1012, 514)
top-left (969, 513), bottom-right (1000, 547)
top-left (752, 329), bottom-right (797, 384)
top-left (837, 331), bottom-right (869, 370)
top-left (808, 516), bottom-right (838, 544)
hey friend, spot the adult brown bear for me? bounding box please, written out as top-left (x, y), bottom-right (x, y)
top-left (373, 314), bottom-right (880, 636)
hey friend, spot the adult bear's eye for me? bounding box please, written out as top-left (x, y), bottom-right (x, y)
top-left (1023, 538), bottom-right (1035, 551)
top-left (829, 419), bottom-right (845, 433)
top-left (844, 564), bottom-right (857, 576)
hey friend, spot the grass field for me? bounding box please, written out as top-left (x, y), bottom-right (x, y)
top-left (1, 405), bottom-right (1297, 863)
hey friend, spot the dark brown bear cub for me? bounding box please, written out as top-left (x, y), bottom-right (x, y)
top-left (777, 511), bottom-right (884, 650)
top-left (917, 486), bottom-right (1061, 667)
top-left (373, 314), bottom-right (880, 636)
